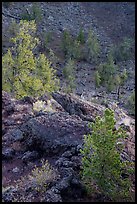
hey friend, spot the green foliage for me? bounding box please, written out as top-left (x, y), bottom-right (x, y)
top-left (80, 108), bottom-right (134, 201)
top-left (77, 28), bottom-right (85, 44)
top-left (61, 30), bottom-right (73, 58)
top-left (42, 31), bottom-right (52, 51)
top-left (126, 90), bottom-right (135, 116)
top-left (86, 29), bottom-right (100, 63)
top-left (61, 30), bottom-right (82, 60)
top-left (98, 53), bottom-right (116, 90)
top-left (94, 71), bottom-right (101, 88)
top-left (21, 3), bottom-right (42, 23)
top-left (63, 59), bottom-right (76, 93)
top-left (2, 20), bottom-right (59, 99)
top-left (114, 69), bottom-right (128, 99)
top-left (110, 37), bottom-right (133, 62)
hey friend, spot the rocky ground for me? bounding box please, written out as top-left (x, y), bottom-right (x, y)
top-left (2, 91), bottom-right (135, 202)
top-left (2, 2), bottom-right (135, 202)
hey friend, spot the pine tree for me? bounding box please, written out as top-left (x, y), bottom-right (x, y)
top-left (63, 58), bottom-right (76, 93)
top-left (80, 108), bottom-right (134, 201)
top-left (2, 20), bottom-right (59, 99)
top-left (94, 70), bottom-right (101, 88)
top-left (86, 29), bottom-right (100, 63)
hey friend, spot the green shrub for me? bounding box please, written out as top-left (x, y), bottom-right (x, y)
top-left (61, 30), bottom-right (73, 58)
top-left (61, 30), bottom-right (82, 60)
top-left (80, 108), bottom-right (134, 201)
top-left (77, 28), bottom-right (85, 44)
top-left (110, 37), bottom-right (133, 62)
top-left (2, 20), bottom-right (59, 99)
top-left (114, 69), bottom-right (128, 100)
top-left (94, 70), bottom-right (101, 88)
top-left (63, 59), bottom-right (76, 93)
top-left (86, 29), bottom-right (100, 63)
top-left (21, 3), bottom-right (42, 23)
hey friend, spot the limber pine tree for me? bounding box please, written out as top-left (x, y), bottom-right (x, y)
top-left (2, 20), bottom-right (59, 99)
top-left (80, 108), bottom-right (134, 201)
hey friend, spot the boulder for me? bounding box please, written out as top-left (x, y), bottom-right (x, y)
top-left (20, 112), bottom-right (90, 155)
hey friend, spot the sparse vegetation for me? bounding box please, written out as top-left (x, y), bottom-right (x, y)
top-left (110, 37), bottom-right (133, 62)
top-left (80, 108), bottom-right (134, 201)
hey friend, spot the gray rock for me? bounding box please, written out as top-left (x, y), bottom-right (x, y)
top-left (12, 167), bottom-right (20, 173)
top-left (22, 151), bottom-right (39, 163)
top-left (44, 187), bottom-right (62, 202)
top-left (62, 160), bottom-right (74, 168)
top-left (20, 112), bottom-right (89, 155)
top-left (2, 186), bottom-right (17, 202)
top-left (2, 148), bottom-right (15, 160)
top-left (61, 150), bottom-right (72, 158)
top-left (11, 129), bottom-right (24, 141)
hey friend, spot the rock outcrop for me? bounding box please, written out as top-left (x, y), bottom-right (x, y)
top-left (2, 91), bottom-right (135, 202)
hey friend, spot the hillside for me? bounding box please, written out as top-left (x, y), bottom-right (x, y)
top-left (2, 2), bottom-right (135, 202)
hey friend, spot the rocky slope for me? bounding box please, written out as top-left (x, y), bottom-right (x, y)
top-left (2, 91), bottom-right (135, 202)
top-left (2, 2), bottom-right (135, 202)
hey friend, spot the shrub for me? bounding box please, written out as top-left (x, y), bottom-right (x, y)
top-left (61, 30), bottom-right (73, 58)
top-left (21, 3), bottom-right (42, 23)
top-left (2, 20), bottom-right (59, 99)
top-left (77, 28), bottom-right (85, 44)
top-left (86, 29), bottom-right (100, 63)
top-left (33, 100), bottom-right (54, 112)
top-left (94, 70), bottom-right (101, 88)
top-left (114, 69), bottom-right (128, 100)
top-left (80, 108), bottom-right (134, 201)
top-left (110, 37), bottom-right (133, 62)
top-left (28, 159), bottom-right (57, 193)
top-left (63, 58), bottom-right (76, 93)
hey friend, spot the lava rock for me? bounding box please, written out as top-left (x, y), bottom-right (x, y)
top-left (22, 151), bottom-right (39, 163)
top-left (2, 148), bottom-right (15, 160)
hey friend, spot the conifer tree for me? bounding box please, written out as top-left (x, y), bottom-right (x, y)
top-left (80, 108), bottom-right (134, 201)
top-left (2, 20), bottom-right (59, 99)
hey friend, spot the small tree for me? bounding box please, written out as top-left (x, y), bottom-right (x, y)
top-left (2, 20), bottom-right (59, 99)
top-left (94, 70), bottom-right (101, 88)
top-left (77, 28), bottom-right (85, 44)
top-left (86, 29), bottom-right (100, 63)
top-left (80, 108), bottom-right (134, 201)
top-left (110, 37), bottom-right (133, 62)
top-left (63, 58), bottom-right (76, 93)
top-left (114, 69), bottom-right (128, 100)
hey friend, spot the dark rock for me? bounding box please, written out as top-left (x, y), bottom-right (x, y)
top-left (20, 112), bottom-right (89, 155)
top-left (44, 187), bottom-right (62, 202)
top-left (61, 150), bottom-right (72, 158)
top-left (22, 151), bottom-right (39, 163)
top-left (62, 160), bottom-right (74, 168)
top-left (55, 157), bottom-right (67, 167)
top-left (10, 129), bottom-right (24, 141)
top-left (2, 148), bottom-right (15, 160)
top-left (2, 186), bottom-right (17, 202)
